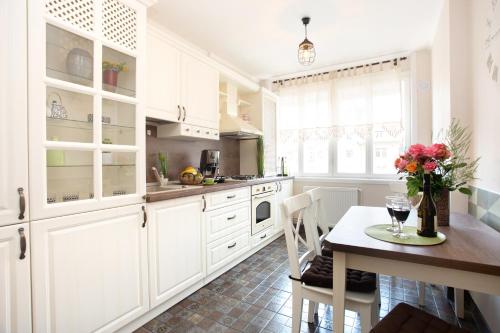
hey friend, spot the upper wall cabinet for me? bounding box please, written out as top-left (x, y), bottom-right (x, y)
top-left (146, 26), bottom-right (220, 130)
top-left (0, 0), bottom-right (29, 227)
top-left (28, 0), bottom-right (152, 220)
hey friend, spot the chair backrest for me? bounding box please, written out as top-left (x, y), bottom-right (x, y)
top-left (305, 187), bottom-right (327, 256)
top-left (282, 192), bottom-right (316, 280)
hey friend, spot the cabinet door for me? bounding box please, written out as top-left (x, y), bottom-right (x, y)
top-left (0, 223), bottom-right (32, 333)
top-left (181, 54), bottom-right (219, 129)
top-left (148, 196), bottom-right (204, 308)
top-left (31, 205), bottom-right (149, 333)
top-left (0, 0), bottom-right (29, 226)
top-left (146, 31), bottom-right (181, 122)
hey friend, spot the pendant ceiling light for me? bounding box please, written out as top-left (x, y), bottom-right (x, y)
top-left (298, 17), bottom-right (315, 66)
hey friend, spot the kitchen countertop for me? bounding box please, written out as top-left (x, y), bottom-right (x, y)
top-left (145, 176), bottom-right (294, 202)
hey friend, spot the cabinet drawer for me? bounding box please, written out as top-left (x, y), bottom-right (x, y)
top-left (205, 187), bottom-right (250, 210)
top-left (207, 229), bottom-right (250, 274)
top-left (251, 228), bottom-right (274, 248)
top-left (205, 201), bottom-right (250, 243)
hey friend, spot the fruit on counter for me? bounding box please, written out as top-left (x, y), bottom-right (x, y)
top-left (181, 166), bottom-right (198, 176)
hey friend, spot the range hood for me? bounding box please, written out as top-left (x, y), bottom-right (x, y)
top-left (219, 82), bottom-right (262, 139)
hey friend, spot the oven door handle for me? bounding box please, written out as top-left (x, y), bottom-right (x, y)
top-left (253, 192), bottom-right (275, 199)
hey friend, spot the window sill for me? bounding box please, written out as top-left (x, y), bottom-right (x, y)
top-left (294, 176), bottom-right (405, 185)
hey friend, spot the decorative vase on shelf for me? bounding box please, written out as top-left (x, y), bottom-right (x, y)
top-left (66, 48), bottom-right (93, 80)
top-left (435, 189), bottom-right (450, 226)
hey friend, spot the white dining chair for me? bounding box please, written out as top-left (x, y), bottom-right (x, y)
top-left (282, 192), bottom-right (378, 333)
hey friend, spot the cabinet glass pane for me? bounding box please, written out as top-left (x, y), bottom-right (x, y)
top-left (102, 47), bottom-right (136, 97)
top-left (102, 99), bottom-right (135, 145)
top-left (47, 150), bottom-right (93, 204)
top-left (46, 86), bottom-right (93, 143)
top-left (102, 152), bottom-right (135, 197)
top-left (46, 24), bottom-right (94, 87)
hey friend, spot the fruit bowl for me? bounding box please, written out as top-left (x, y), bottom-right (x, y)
top-left (179, 167), bottom-right (203, 185)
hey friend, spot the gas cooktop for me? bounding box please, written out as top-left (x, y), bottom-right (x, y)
top-left (230, 175), bottom-right (257, 181)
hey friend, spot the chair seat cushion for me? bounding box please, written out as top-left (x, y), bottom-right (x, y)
top-left (370, 302), bottom-right (470, 333)
top-left (301, 255), bottom-right (377, 293)
top-left (321, 240), bottom-right (334, 257)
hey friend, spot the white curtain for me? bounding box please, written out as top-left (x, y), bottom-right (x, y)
top-left (276, 60), bottom-right (410, 175)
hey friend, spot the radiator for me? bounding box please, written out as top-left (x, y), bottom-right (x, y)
top-left (303, 186), bottom-right (360, 227)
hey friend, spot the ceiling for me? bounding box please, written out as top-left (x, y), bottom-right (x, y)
top-left (149, 0), bottom-right (443, 79)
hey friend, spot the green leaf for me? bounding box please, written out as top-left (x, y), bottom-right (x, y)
top-left (458, 187), bottom-right (472, 196)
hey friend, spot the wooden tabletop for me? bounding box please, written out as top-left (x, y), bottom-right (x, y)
top-left (326, 206), bottom-right (500, 276)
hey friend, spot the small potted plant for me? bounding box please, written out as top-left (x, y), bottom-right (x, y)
top-left (158, 153), bottom-right (169, 186)
top-left (102, 138), bottom-right (113, 165)
top-left (102, 61), bottom-right (127, 91)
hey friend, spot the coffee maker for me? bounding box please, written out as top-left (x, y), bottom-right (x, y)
top-left (200, 150), bottom-right (220, 178)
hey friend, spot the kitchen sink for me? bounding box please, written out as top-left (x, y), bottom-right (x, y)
top-left (146, 183), bottom-right (202, 193)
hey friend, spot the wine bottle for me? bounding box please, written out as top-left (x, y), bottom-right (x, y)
top-left (417, 171), bottom-right (438, 237)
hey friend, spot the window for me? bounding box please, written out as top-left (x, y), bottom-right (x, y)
top-left (276, 64), bottom-right (410, 178)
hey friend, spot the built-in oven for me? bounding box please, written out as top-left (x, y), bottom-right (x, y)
top-left (251, 183), bottom-right (275, 235)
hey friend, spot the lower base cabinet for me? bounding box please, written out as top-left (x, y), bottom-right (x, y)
top-left (147, 196), bottom-right (205, 308)
top-left (31, 205), bottom-right (149, 333)
top-left (0, 223), bottom-right (32, 333)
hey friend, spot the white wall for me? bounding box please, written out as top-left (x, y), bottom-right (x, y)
top-left (410, 49), bottom-right (433, 145)
top-left (432, 0), bottom-right (500, 330)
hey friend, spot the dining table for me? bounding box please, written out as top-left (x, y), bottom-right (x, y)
top-left (326, 206), bottom-right (500, 333)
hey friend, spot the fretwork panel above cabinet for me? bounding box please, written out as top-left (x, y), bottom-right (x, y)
top-left (146, 26), bottom-right (220, 131)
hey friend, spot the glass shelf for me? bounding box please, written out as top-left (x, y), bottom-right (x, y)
top-left (47, 150), bottom-right (93, 204)
top-left (46, 86), bottom-right (93, 143)
top-left (102, 99), bottom-right (136, 145)
top-left (46, 24), bottom-right (94, 88)
top-left (102, 152), bottom-right (136, 197)
top-left (47, 118), bottom-right (135, 130)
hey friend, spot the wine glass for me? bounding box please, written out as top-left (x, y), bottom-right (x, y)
top-left (385, 195), bottom-right (399, 232)
top-left (392, 197), bottom-right (412, 239)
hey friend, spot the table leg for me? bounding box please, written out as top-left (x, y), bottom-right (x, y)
top-left (333, 251), bottom-right (346, 333)
top-left (454, 288), bottom-right (465, 319)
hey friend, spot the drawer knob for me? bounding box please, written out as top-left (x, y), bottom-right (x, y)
top-left (227, 215), bottom-right (237, 220)
top-left (227, 242), bottom-right (237, 249)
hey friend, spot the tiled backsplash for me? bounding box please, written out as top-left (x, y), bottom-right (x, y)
top-left (468, 186), bottom-right (500, 232)
top-left (146, 125), bottom-right (240, 183)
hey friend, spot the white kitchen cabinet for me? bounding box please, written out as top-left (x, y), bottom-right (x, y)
top-left (31, 204), bottom-right (149, 333)
top-left (0, 223), bottom-right (32, 333)
top-left (28, 0), bottom-right (151, 220)
top-left (146, 31), bottom-right (181, 122)
top-left (181, 53), bottom-right (220, 129)
top-left (0, 0), bottom-right (29, 226)
top-left (147, 196), bottom-right (205, 308)
top-left (146, 25), bottom-right (219, 131)
top-left (275, 179), bottom-right (294, 232)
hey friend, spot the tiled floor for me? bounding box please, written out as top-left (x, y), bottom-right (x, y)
top-left (136, 236), bottom-right (480, 333)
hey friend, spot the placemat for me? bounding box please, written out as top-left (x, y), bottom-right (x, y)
top-left (364, 224), bottom-right (446, 246)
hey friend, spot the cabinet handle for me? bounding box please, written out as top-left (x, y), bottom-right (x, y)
top-left (260, 233), bottom-right (267, 239)
top-left (205, 131), bottom-right (210, 135)
top-left (227, 242), bottom-right (237, 249)
top-left (226, 194), bottom-right (236, 199)
top-left (18, 228), bottom-right (26, 260)
top-left (177, 105), bottom-right (181, 121)
top-left (214, 132), bottom-right (218, 136)
top-left (142, 206), bottom-right (147, 228)
top-left (182, 106), bottom-right (187, 122)
top-left (202, 196), bottom-right (206, 212)
top-left (227, 214), bottom-right (237, 220)
top-left (18, 187), bottom-right (25, 220)
top-left (196, 129), bottom-right (200, 133)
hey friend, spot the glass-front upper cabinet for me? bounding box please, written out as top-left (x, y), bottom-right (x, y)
top-left (28, 0), bottom-right (149, 220)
